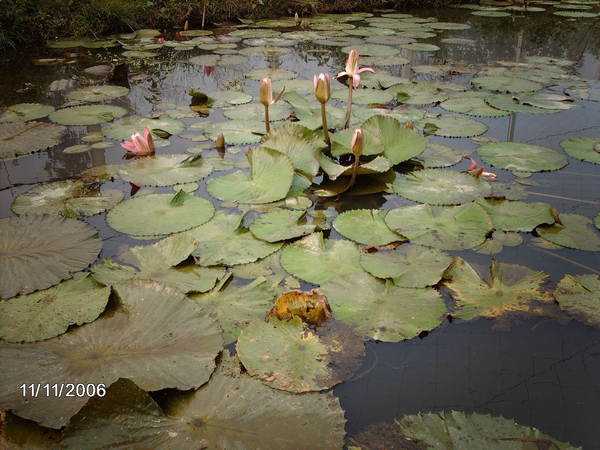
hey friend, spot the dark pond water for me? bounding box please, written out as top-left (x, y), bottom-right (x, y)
top-left (1, 5), bottom-right (600, 449)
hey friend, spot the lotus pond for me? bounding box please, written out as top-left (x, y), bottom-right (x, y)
top-left (1, 2), bottom-right (600, 449)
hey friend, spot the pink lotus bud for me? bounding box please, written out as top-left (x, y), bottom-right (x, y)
top-left (259, 77), bottom-right (273, 106)
top-left (351, 129), bottom-right (364, 158)
top-left (216, 133), bottom-right (225, 149)
top-left (313, 73), bottom-right (331, 104)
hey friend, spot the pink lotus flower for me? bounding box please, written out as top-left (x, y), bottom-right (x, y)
top-left (157, 37), bottom-right (165, 44)
top-left (121, 128), bottom-right (155, 158)
top-left (337, 50), bottom-right (374, 89)
top-left (464, 156), bottom-right (497, 181)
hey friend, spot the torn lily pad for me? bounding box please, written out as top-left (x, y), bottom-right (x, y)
top-left (62, 352), bottom-right (346, 449)
top-left (49, 105), bottom-right (127, 126)
top-left (418, 115), bottom-right (488, 138)
top-left (193, 119), bottom-right (264, 145)
top-left (554, 273), bottom-right (600, 328)
top-left (385, 203), bottom-right (493, 250)
top-left (0, 215), bottom-right (101, 299)
top-left (280, 232), bottom-right (363, 284)
top-left (0, 279), bottom-right (222, 428)
top-left (237, 316), bottom-right (365, 392)
top-left (115, 154), bottom-right (213, 186)
top-left (332, 209), bottom-right (404, 245)
top-left (250, 209), bottom-right (316, 242)
top-left (106, 193), bottom-right (215, 236)
top-left (103, 115), bottom-right (186, 141)
top-left (186, 211), bottom-right (282, 266)
top-left (477, 141), bottom-right (568, 172)
top-left (0, 103), bottom-right (54, 122)
top-left (0, 121), bottom-right (65, 160)
top-left (320, 272), bottom-right (447, 342)
top-left (474, 230), bottom-right (523, 255)
top-left (560, 137), bottom-right (600, 164)
top-left (444, 258), bottom-right (551, 320)
top-left (0, 273), bottom-right (109, 343)
top-left (12, 178), bottom-right (123, 216)
top-left (207, 147), bottom-right (294, 204)
top-left (537, 213), bottom-right (600, 251)
top-left (360, 244), bottom-right (453, 287)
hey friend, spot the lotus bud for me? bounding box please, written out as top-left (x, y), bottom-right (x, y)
top-left (184, 20), bottom-right (189, 31)
top-left (405, 121), bottom-right (415, 130)
top-left (351, 129), bottom-right (364, 159)
top-left (313, 73), bottom-right (331, 104)
top-left (294, 12), bottom-right (301, 26)
top-left (551, 207), bottom-right (562, 225)
top-left (157, 37), bottom-right (165, 44)
top-left (216, 133), bottom-right (225, 149)
top-left (259, 77), bottom-right (273, 106)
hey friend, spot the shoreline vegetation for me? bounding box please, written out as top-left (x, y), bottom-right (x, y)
top-left (0, 0), bottom-right (468, 50)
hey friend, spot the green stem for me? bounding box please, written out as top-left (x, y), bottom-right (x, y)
top-left (343, 84), bottom-right (353, 129)
top-left (345, 155), bottom-right (360, 192)
top-left (321, 102), bottom-right (330, 148)
top-left (264, 104), bottom-right (270, 133)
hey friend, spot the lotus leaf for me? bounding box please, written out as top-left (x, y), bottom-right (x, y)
top-left (49, 105), bottom-right (127, 126)
top-left (474, 230), bottom-right (523, 254)
top-left (0, 103), bottom-right (54, 122)
top-left (103, 115), bottom-right (185, 141)
top-left (475, 199), bottom-right (554, 231)
top-left (331, 89), bottom-right (395, 105)
top-left (419, 115), bottom-right (488, 138)
top-left (389, 82), bottom-right (449, 105)
top-left (193, 119), bottom-right (264, 144)
top-left (441, 91), bottom-right (510, 117)
top-left (0, 121), bottom-right (65, 160)
top-left (262, 123), bottom-right (324, 176)
top-left (560, 137), bottom-right (600, 164)
top-left (537, 213), bottom-right (600, 251)
top-left (66, 85), bottom-right (129, 103)
top-left (398, 42), bottom-right (440, 51)
top-left (416, 143), bottom-right (464, 168)
top-left (122, 50), bottom-right (158, 58)
top-left (554, 10), bottom-right (599, 16)
top-left (250, 209), bottom-right (316, 242)
top-left (484, 93), bottom-right (558, 114)
top-left (239, 46), bottom-right (293, 56)
top-left (245, 68), bottom-right (297, 80)
top-left (333, 209), bottom-right (404, 245)
top-left (471, 76), bottom-right (543, 93)
top-left (472, 10), bottom-right (511, 16)
top-left (190, 54), bottom-right (249, 66)
top-left (115, 154), bottom-right (213, 186)
top-left (319, 153), bottom-right (391, 180)
top-left (428, 21), bottom-right (471, 30)
top-left (340, 44), bottom-right (399, 56)
top-left (206, 90), bottom-right (252, 107)
top-left (477, 141), bottom-right (568, 172)
top-left (361, 55), bottom-right (411, 66)
top-left (554, 274), bottom-right (600, 327)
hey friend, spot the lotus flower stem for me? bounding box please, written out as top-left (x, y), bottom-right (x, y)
top-left (321, 103), bottom-right (330, 147)
top-left (314, 73), bottom-right (331, 147)
top-left (345, 129), bottom-right (364, 192)
top-left (259, 77), bottom-right (285, 135)
top-left (264, 104), bottom-right (271, 133)
top-left (336, 50), bottom-right (374, 130)
top-left (343, 85), bottom-right (353, 129)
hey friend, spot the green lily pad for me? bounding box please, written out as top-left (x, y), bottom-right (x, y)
top-left (331, 89), bottom-right (395, 105)
top-left (65, 85), bottom-right (129, 103)
top-left (237, 316), bottom-right (365, 392)
top-left (245, 68), bottom-right (297, 81)
top-left (484, 93), bottom-right (557, 114)
top-left (92, 234), bottom-right (225, 293)
top-left (537, 213), bottom-right (600, 251)
top-left (343, 27), bottom-right (395, 37)
top-left (595, 213), bottom-right (600, 230)
top-left (239, 45), bottom-right (293, 56)
top-left (477, 141), bottom-right (568, 172)
top-left (186, 211), bottom-right (282, 265)
top-left (474, 230), bottom-right (523, 255)
top-left (441, 91), bottom-right (511, 117)
top-left (250, 209), bottom-right (315, 242)
top-left (103, 115), bottom-right (185, 141)
top-left (11, 180), bottom-right (123, 218)
top-left (280, 232), bottom-right (363, 284)
top-left (472, 10), bottom-right (512, 16)
top-left (115, 154), bottom-right (213, 186)
top-left (560, 137), bottom-right (600, 164)
top-left (385, 203), bottom-right (493, 250)
top-left (0, 273), bottom-right (109, 343)
top-left (333, 209), bottom-right (404, 245)
top-left (554, 10), bottom-right (599, 16)
top-left (319, 153), bottom-right (392, 180)
top-left (392, 169), bottom-right (492, 205)
top-left (320, 272), bottom-right (446, 342)
top-left (419, 115), bottom-right (488, 138)
top-left (0, 103), bottom-right (55, 122)
top-left (398, 42), bottom-right (440, 52)
top-left (397, 411), bottom-right (578, 449)
top-left (223, 102), bottom-right (291, 121)
top-left (566, 84), bottom-right (600, 101)
top-left (389, 82), bottom-right (449, 105)
top-left (122, 50), bottom-right (158, 58)
top-left (341, 44), bottom-right (399, 56)
top-left (444, 258), bottom-right (551, 320)
top-left (49, 105), bottom-right (127, 126)
top-left (193, 119), bottom-right (264, 144)
top-left (471, 76), bottom-right (543, 93)
top-left (361, 55), bottom-right (411, 66)
top-left (476, 199), bottom-right (554, 231)
top-left (554, 274), bottom-right (600, 327)
top-left (207, 147), bottom-right (294, 204)
top-left (416, 143), bottom-right (464, 168)
top-left (206, 90), bottom-right (252, 107)
top-left (62, 353), bottom-right (346, 449)
top-left (263, 123), bottom-right (324, 177)
top-left (0, 121), bottom-right (66, 160)
top-left (190, 54), bottom-right (249, 66)
top-left (360, 244), bottom-right (453, 287)
top-left (107, 193), bottom-right (214, 236)
top-left (0, 279), bottom-right (222, 429)
top-left (428, 21), bottom-right (471, 30)
top-left (0, 215), bottom-right (101, 299)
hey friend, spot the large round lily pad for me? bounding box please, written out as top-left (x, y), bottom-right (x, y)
top-left (476, 199), bottom-right (554, 231)
top-left (331, 89), bottom-right (395, 105)
top-left (0, 121), bottom-right (65, 160)
top-left (11, 180), bottom-right (123, 218)
top-left (49, 105), bottom-right (127, 126)
top-left (0, 279), bottom-right (222, 428)
top-left (0, 103), bottom-right (55, 122)
top-left (237, 316), bottom-right (364, 392)
top-left (441, 91), bottom-right (510, 117)
top-left (419, 115), bottom-right (488, 138)
top-left (206, 147), bottom-right (294, 204)
top-left (471, 76), bottom-right (543, 93)
top-left (223, 102), bottom-right (291, 121)
top-left (193, 119), bottom-right (264, 145)
top-left (485, 93), bottom-right (558, 114)
top-left (115, 154), bottom-right (213, 186)
top-left (0, 215), bottom-right (101, 299)
top-left (389, 82), bottom-right (449, 105)
top-left (341, 43), bottom-right (399, 56)
top-left (332, 209), bottom-right (404, 245)
top-left (103, 115), bottom-right (186, 141)
top-left (106, 193), bottom-right (215, 236)
top-left (320, 272), bottom-right (447, 342)
top-left (385, 203), bottom-right (493, 250)
top-left (245, 68), bottom-right (297, 81)
top-left (416, 143), bottom-right (464, 168)
top-left (554, 273), bottom-right (600, 328)
top-left (360, 244), bottom-right (453, 287)
top-left (250, 209), bottom-right (316, 242)
top-left (0, 273), bottom-right (109, 343)
top-left (560, 137), bottom-right (600, 164)
top-left (62, 352), bottom-right (346, 449)
top-left (474, 230), bottom-right (523, 255)
top-left (537, 213), bottom-right (600, 251)
top-left (206, 90), bottom-right (253, 107)
top-left (280, 233), bottom-right (363, 284)
top-left (444, 258), bottom-right (551, 320)
top-left (66, 85), bottom-right (129, 103)
top-left (477, 141), bottom-right (568, 172)
top-left (392, 169), bottom-right (492, 205)
top-left (186, 211), bottom-right (282, 266)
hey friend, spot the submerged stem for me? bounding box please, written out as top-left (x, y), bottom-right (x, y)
top-left (321, 103), bottom-right (330, 148)
top-left (343, 84), bottom-right (353, 129)
top-left (345, 154), bottom-right (360, 192)
top-left (264, 104), bottom-right (270, 133)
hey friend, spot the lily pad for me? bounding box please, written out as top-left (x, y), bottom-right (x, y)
top-left (186, 211), bottom-right (282, 265)
top-left (418, 115), bottom-right (488, 138)
top-left (444, 258), bottom-right (551, 320)
top-left (385, 203), bottom-right (493, 250)
top-left (416, 143), bottom-right (464, 168)
top-left (223, 102), bottom-right (291, 121)
top-left (280, 232), bottom-right (363, 284)
top-left (0, 273), bottom-right (109, 343)
top-left (237, 316), bottom-right (365, 392)
top-left (0, 103), bottom-right (55, 122)
top-left (206, 90), bottom-right (252, 107)
top-left (398, 42), bottom-right (440, 52)
top-left (320, 272), bottom-right (447, 342)
top-left (207, 147), bottom-right (294, 204)
top-left (392, 169), bottom-right (492, 205)
top-left (341, 44), bottom-right (399, 56)
top-left (65, 85), bottom-right (129, 103)
top-left (537, 213), bottom-right (600, 251)
top-left (107, 193), bottom-right (214, 236)
top-left (484, 93), bottom-right (558, 114)
top-left (331, 89), bottom-right (395, 105)
top-left (554, 273), bottom-right (600, 327)
top-left (477, 141), bottom-right (568, 172)
top-left (11, 180), bottom-right (123, 218)
top-left (103, 115), bottom-right (186, 141)
top-left (360, 244), bottom-right (453, 287)
top-left (0, 121), bottom-right (65, 160)
top-left (472, 10), bottom-right (512, 16)
top-left (49, 105), bottom-right (127, 126)
top-left (428, 21), bottom-right (471, 30)
top-left (193, 119), bottom-right (264, 144)
top-left (441, 92), bottom-right (510, 117)
top-left (245, 68), bottom-right (297, 81)
top-left (250, 209), bottom-right (315, 242)
top-left (0, 215), bottom-right (101, 299)
top-left (189, 54), bottom-right (249, 66)
top-left (553, 10), bottom-right (599, 16)
top-left (476, 199), bottom-right (554, 231)
top-left (263, 123), bottom-right (324, 177)
top-left (560, 137), bottom-right (600, 164)
top-left (474, 230), bottom-right (523, 255)
top-left (389, 82), bottom-right (449, 105)
top-left (332, 209), bottom-right (404, 245)
top-left (471, 76), bottom-right (543, 93)
top-left (62, 353), bottom-right (346, 449)
top-left (0, 279), bottom-right (222, 428)
top-left (115, 154), bottom-right (213, 186)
